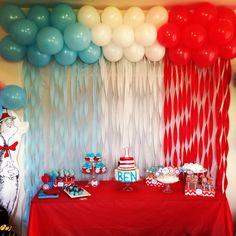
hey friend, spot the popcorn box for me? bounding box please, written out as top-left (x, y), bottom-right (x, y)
top-left (202, 189), bottom-right (215, 197)
top-left (184, 188), bottom-right (197, 196)
top-left (146, 175), bottom-right (164, 187)
top-left (185, 186), bottom-right (215, 197)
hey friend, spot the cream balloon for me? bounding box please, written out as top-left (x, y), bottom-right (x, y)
top-left (123, 7), bottom-right (145, 28)
top-left (101, 6), bottom-right (122, 29)
top-left (92, 23), bottom-right (112, 46)
top-left (112, 24), bottom-right (134, 48)
top-left (103, 42), bottom-right (123, 62)
top-left (135, 23), bottom-right (157, 47)
top-left (146, 6), bottom-right (168, 28)
top-left (77, 5), bottom-right (100, 28)
top-left (124, 42), bottom-right (144, 62)
top-left (145, 42), bottom-right (165, 61)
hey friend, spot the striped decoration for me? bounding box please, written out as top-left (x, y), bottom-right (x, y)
top-left (22, 57), bottom-right (164, 226)
top-left (21, 56), bottom-right (231, 233)
top-left (163, 58), bottom-right (231, 193)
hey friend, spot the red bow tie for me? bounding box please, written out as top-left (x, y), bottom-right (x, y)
top-left (0, 142), bottom-right (18, 158)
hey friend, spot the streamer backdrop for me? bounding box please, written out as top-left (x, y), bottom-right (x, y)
top-left (22, 57), bottom-right (165, 225)
top-left (21, 57), bottom-right (231, 229)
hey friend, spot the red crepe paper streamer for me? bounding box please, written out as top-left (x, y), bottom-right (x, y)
top-left (163, 57), bottom-right (231, 193)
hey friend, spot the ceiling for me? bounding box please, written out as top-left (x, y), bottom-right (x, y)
top-left (0, 0), bottom-right (236, 10)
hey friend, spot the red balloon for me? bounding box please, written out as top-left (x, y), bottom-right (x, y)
top-left (218, 6), bottom-right (236, 25)
top-left (168, 45), bottom-right (191, 65)
top-left (182, 24), bottom-right (207, 49)
top-left (169, 5), bottom-right (191, 28)
top-left (192, 44), bottom-right (219, 67)
top-left (209, 19), bottom-right (235, 45)
top-left (41, 174), bottom-right (51, 183)
top-left (0, 81), bottom-right (6, 90)
top-left (157, 23), bottom-right (180, 48)
top-left (219, 38), bottom-right (236, 59)
top-left (192, 2), bottom-right (218, 27)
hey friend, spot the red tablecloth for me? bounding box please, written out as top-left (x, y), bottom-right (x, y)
top-left (28, 181), bottom-right (233, 236)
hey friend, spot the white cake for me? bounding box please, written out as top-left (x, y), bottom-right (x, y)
top-left (115, 148), bottom-right (139, 183)
top-left (118, 156), bottom-right (136, 170)
top-left (115, 169), bottom-right (140, 183)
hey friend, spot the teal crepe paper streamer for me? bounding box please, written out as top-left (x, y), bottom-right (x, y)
top-left (21, 57), bottom-right (106, 232)
top-left (84, 63), bottom-right (89, 92)
top-left (62, 69), bottom-right (67, 108)
top-left (70, 63), bottom-right (76, 101)
top-left (77, 61), bottom-right (82, 94)
top-left (50, 68), bottom-right (55, 107)
top-left (92, 64), bottom-right (97, 150)
top-left (22, 62), bottom-right (44, 228)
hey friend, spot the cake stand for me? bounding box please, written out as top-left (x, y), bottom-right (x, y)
top-left (82, 153), bottom-right (107, 187)
top-left (85, 162), bottom-right (106, 187)
top-left (157, 178), bottom-right (179, 193)
top-left (122, 182), bottom-right (134, 191)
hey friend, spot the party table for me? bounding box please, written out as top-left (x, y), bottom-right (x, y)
top-left (28, 181), bottom-right (233, 236)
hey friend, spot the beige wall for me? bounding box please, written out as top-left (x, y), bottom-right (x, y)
top-left (0, 60), bottom-right (22, 86)
top-left (227, 61), bottom-right (236, 229)
top-left (0, 27), bottom-right (23, 86)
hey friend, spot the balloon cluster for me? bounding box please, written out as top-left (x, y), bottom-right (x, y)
top-left (157, 3), bottom-right (236, 67)
top-left (0, 4), bottom-right (169, 66)
top-left (0, 3), bottom-right (236, 67)
top-left (0, 83), bottom-right (27, 115)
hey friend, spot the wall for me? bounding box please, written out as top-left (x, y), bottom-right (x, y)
top-left (227, 59), bottom-right (236, 230)
top-left (1, 33), bottom-right (236, 233)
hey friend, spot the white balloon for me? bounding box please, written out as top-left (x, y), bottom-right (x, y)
top-left (92, 23), bottom-right (112, 46)
top-left (124, 42), bottom-right (144, 62)
top-left (145, 42), bottom-right (165, 61)
top-left (101, 6), bottom-right (122, 29)
top-left (146, 6), bottom-right (168, 28)
top-left (135, 23), bottom-right (157, 47)
top-left (112, 24), bottom-right (134, 48)
top-left (77, 5), bottom-right (100, 28)
top-left (103, 42), bottom-right (123, 62)
top-left (124, 7), bottom-right (145, 28)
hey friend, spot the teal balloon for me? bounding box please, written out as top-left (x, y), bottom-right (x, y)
top-left (27, 5), bottom-right (50, 29)
top-left (0, 4), bottom-right (25, 32)
top-left (64, 23), bottom-right (91, 51)
top-left (55, 45), bottom-right (77, 66)
top-left (27, 45), bottom-right (51, 67)
top-left (51, 4), bottom-right (76, 32)
top-left (36, 27), bottom-right (63, 55)
top-left (9, 19), bottom-right (38, 46)
top-left (78, 42), bottom-right (101, 64)
top-left (0, 35), bottom-right (26, 61)
top-left (0, 85), bottom-right (27, 110)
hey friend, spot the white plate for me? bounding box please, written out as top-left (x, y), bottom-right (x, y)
top-left (184, 168), bottom-right (208, 174)
top-left (156, 177), bottom-right (179, 184)
top-left (64, 188), bottom-right (91, 198)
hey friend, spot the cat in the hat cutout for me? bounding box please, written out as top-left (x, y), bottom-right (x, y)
top-left (0, 110), bottom-right (28, 215)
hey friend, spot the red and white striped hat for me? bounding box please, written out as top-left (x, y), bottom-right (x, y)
top-left (0, 111), bottom-right (15, 123)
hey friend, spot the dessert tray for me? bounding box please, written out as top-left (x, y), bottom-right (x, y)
top-left (64, 187), bottom-right (91, 198)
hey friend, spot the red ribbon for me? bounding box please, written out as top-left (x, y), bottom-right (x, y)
top-left (0, 141), bottom-right (18, 158)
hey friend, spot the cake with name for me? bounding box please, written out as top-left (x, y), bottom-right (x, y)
top-left (115, 148), bottom-right (139, 183)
